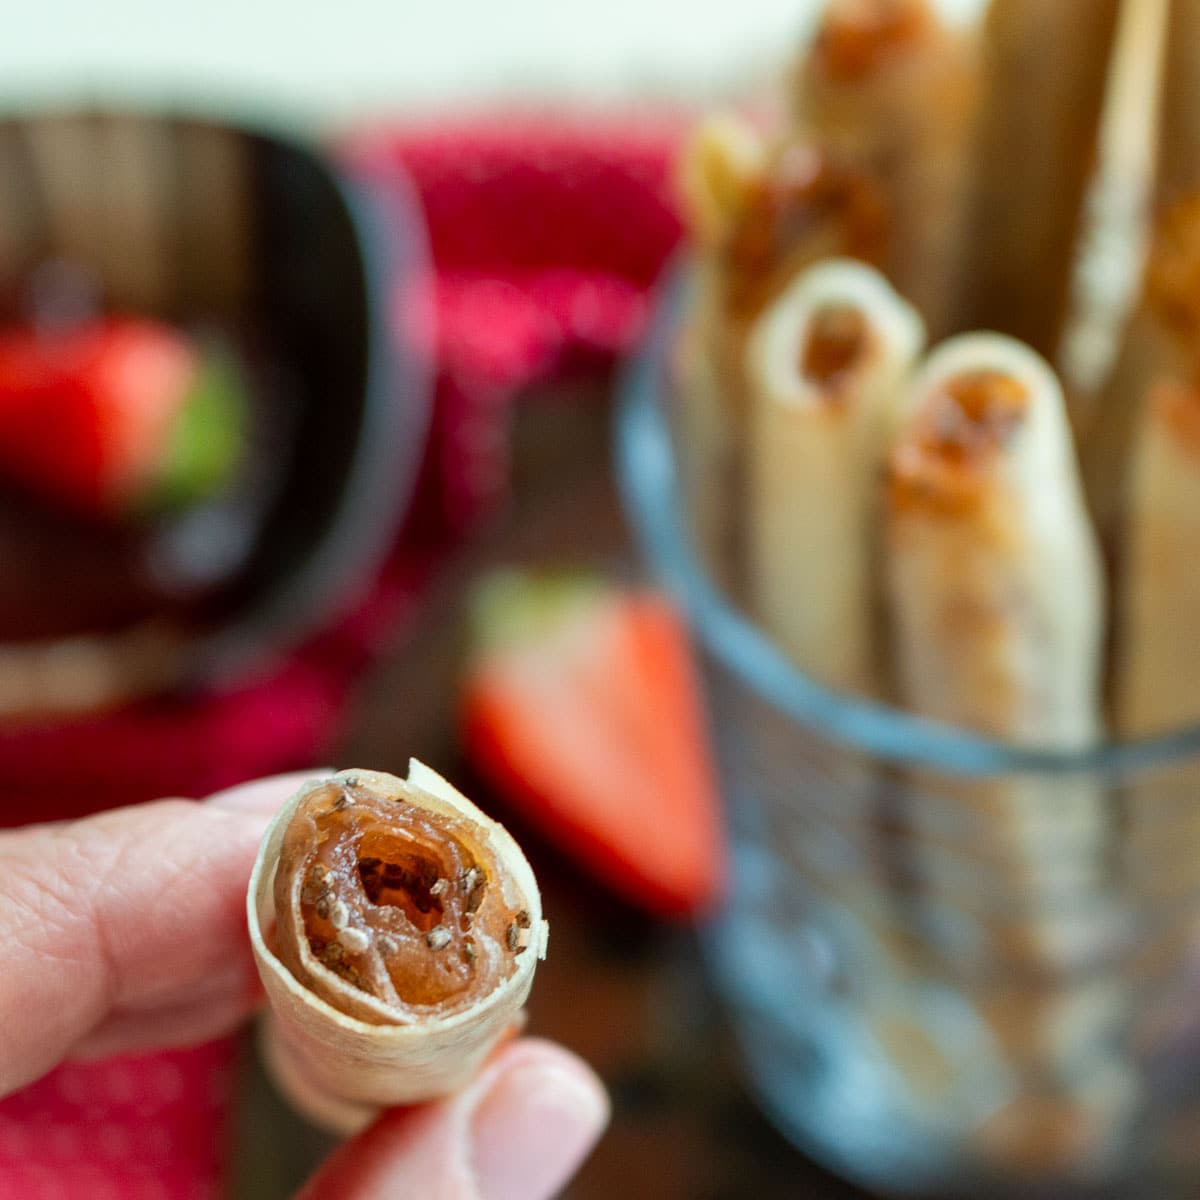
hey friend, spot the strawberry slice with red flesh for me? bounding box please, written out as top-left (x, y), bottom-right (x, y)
top-left (462, 572), bottom-right (727, 919)
top-left (0, 318), bottom-right (203, 520)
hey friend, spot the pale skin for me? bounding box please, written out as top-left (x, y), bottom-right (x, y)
top-left (0, 771), bottom-right (609, 1200)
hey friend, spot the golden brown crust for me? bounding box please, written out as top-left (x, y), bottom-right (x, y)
top-left (1153, 380), bottom-right (1200, 463)
top-left (886, 371), bottom-right (1030, 514)
top-left (809, 0), bottom-right (934, 82)
top-left (721, 143), bottom-right (889, 324)
top-left (800, 304), bottom-right (872, 395)
top-left (1145, 194), bottom-right (1200, 354)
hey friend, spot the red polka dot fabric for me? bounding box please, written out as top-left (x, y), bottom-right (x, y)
top-left (0, 111), bottom-right (685, 1198)
top-left (0, 1044), bottom-right (235, 1200)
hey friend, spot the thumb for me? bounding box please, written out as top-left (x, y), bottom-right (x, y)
top-left (298, 1039), bottom-right (609, 1200)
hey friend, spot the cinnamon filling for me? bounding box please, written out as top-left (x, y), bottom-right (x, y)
top-left (801, 304), bottom-right (871, 393)
top-left (814, 0), bottom-right (933, 81)
top-left (273, 780), bottom-right (526, 1023)
top-left (722, 144), bottom-right (889, 322)
top-left (1146, 194), bottom-right (1200, 350)
top-left (1154, 380), bottom-right (1200, 460)
top-left (920, 371), bottom-right (1029, 461)
top-left (888, 370), bottom-right (1030, 512)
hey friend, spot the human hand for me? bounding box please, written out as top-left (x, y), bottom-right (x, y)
top-left (0, 772), bottom-right (609, 1199)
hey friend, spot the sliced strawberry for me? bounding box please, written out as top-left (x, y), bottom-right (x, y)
top-left (462, 571), bottom-right (727, 919)
top-left (143, 341), bottom-right (247, 515)
top-left (0, 318), bottom-right (244, 521)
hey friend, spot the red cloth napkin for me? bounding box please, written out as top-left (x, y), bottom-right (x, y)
top-left (0, 113), bottom-right (684, 1199)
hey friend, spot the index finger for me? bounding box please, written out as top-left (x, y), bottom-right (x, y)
top-left (0, 769), bottom-right (321, 1097)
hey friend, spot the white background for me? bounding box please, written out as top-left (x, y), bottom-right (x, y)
top-left (0, 0), bottom-right (986, 130)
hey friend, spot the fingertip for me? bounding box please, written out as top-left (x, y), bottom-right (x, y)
top-left (477, 1037), bottom-right (610, 1129)
top-left (297, 1039), bottom-right (608, 1200)
top-left (469, 1039), bottom-right (609, 1200)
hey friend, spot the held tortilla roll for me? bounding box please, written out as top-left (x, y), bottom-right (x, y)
top-left (793, 0), bottom-right (979, 339)
top-left (247, 763), bottom-right (547, 1134)
top-left (954, 0), bottom-right (1121, 357)
top-left (744, 258), bottom-right (924, 694)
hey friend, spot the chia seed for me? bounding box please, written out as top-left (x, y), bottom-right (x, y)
top-left (426, 925), bottom-right (452, 951)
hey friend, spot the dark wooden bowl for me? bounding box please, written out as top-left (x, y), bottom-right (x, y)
top-left (0, 109), bottom-right (431, 714)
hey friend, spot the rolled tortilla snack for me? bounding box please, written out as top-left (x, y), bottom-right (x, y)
top-left (792, 0), bottom-right (980, 339)
top-left (675, 133), bottom-right (890, 592)
top-left (953, 0), bottom-right (1122, 357)
top-left (744, 257), bottom-right (924, 694)
top-left (885, 335), bottom-right (1104, 745)
top-left (884, 332), bottom-right (1112, 957)
top-left (675, 112), bottom-right (767, 254)
top-left (1115, 380), bottom-right (1200, 736)
top-left (742, 259), bottom-right (923, 1005)
top-left (1112, 382), bottom-right (1200, 970)
top-left (1157, 0), bottom-right (1200, 205)
top-left (884, 332), bottom-right (1133, 1168)
top-left (718, 139), bottom-right (890, 331)
top-left (673, 114), bottom-right (767, 587)
top-left (1084, 193), bottom-right (1200, 541)
top-left (248, 763), bottom-right (547, 1135)
top-left (1061, 0), bottom-right (1167, 420)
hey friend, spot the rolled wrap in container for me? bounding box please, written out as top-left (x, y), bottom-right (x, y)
top-left (792, 0), bottom-right (979, 340)
top-left (883, 333), bottom-right (1133, 1175)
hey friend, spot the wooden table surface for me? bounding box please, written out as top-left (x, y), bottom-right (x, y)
top-left (229, 382), bottom-right (879, 1199)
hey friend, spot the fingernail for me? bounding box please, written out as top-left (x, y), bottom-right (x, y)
top-left (470, 1054), bottom-right (609, 1200)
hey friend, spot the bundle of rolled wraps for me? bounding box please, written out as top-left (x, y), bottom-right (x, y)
top-left (674, 0), bottom-right (1200, 1179)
